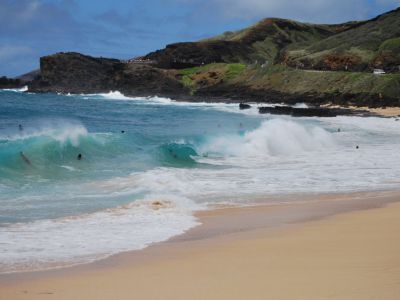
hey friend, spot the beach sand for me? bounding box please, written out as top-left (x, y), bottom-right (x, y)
top-left (351, 106), bottom-right (400, 117)
top-left (1, 191), bottom-right (400, 299)
top-left (323, 104), bottom-right (400, 117)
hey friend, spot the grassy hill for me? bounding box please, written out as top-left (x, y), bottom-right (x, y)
top-left (30, 7), bottom-right (400, 107)
top-left (165, 7), bottom-right (400, 106)
top-left (146, 7), bottom-right (400, 73)
top-left (285, 8), bottom-right (400, 72)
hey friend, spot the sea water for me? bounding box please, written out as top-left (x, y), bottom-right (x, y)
top-left (1, 88), bottom-right (400, 273)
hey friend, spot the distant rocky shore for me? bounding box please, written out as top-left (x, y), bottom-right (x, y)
top-left (2, 8), bottom-right (399, 108)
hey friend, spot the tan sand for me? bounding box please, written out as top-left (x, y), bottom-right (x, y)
top-left (323, 104), bottom-right (400, 117)
top-left (1, 193), bottom-right (400, 300)
top-left (349, 106), bottom-right (400, 117)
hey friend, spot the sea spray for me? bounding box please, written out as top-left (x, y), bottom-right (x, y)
top-left (198, 119), bottom-right (336, 158)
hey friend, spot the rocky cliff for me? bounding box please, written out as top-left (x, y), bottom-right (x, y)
top-left (27, 8), bottom-right (400, 107)
top-left (29, 52), bottom-right (188, 97)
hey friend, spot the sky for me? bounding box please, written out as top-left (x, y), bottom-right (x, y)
top-left (0, 0), bottom-right (399, 76)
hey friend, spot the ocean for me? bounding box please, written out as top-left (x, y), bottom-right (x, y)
top-left (1, 88), bottom-right (400, 273)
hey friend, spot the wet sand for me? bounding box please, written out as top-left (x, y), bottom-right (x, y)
top-left (1, 191), bottom-right (400, 299)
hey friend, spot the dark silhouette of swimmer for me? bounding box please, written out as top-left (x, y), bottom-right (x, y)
top-left (20, 151), bottom-right (31, 165)
top-left (18, 124), bottom-right (23, 132)
top-left (77, 153), bottom-right (82, 160)
top-left (356, 145), bottom-right (359, 149)
top-left (338, 128), bottom-right (341, 132)
top-left (121, 130), bottom-right (125, 133)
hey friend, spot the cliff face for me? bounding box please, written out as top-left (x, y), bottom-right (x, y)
top-left (29, 52), bottom-right (188, 97)
top-left (27, 8), bottom-right (400, 107)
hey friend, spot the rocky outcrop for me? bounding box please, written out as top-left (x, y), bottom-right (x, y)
top-left (29, 52), bottom-right (189, 97)
top-left (239, 103), bottom-right (251, 110)
top-left (0, 76), bottom-right (23, 89)
top-left (258, 106), bottom-right (355, 117)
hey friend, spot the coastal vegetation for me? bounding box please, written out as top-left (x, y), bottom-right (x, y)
top-left (18, 7), bottom-right (400, 107)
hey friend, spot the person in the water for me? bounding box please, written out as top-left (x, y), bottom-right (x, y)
top-left (18, 124), bottom-right (23, 132)
top-left (20, 151), bottom-right (31, 165)
top-left (77, 153), bottom-right (82, 160)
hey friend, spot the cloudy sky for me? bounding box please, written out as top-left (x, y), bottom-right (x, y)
top-left (0, 0), bottom-right (398, 76)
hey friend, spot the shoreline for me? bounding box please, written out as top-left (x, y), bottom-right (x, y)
top-left (1, 189), bottom-right (400, 299)
top-left (4, 87), bottom-right (400, 118)
top-left (0, 190), bottom-right (396, 277)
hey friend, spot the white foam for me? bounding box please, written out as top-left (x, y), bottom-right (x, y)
top-left (1, 86), bottom-right (28, 92)
top-left (1, 119), bottom-right (89, 146)
top-left (102, 117), bottom-right (400, 203)
top-left (0, 196), bottom-right (200, 273)
top-left (82, 90), bottom-right (263, 114)
top-left (60, 165), bottom-right (77, 172)
top-left (199, 119), bottom-right (336, 157)
top-left (96, 91), bottom-right (136, 100)
top-left (293, 102), bottom-right (308, 108)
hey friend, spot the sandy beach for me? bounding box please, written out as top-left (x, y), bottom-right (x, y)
top-left (1, 191), bottom-right (400, 300)
top-left (350, 106), bottom-right (400, 117)
top-left (323, 104), bottom-right (400, 117)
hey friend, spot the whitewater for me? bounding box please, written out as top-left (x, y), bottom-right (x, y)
top-left (1, 89), bottom-right (400, 273)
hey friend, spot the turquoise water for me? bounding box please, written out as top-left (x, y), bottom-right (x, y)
top-left (1, 89), bottom-right (400, 272)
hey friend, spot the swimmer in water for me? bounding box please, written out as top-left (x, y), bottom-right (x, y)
top-left (19, 124), bottom-right (23, 131)
top-left (20, 151), bottom-right (31, 165)
top-left (77, 153), bottom-right (82, 160)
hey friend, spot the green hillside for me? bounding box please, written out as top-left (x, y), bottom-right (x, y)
top-left (285, 8), bottom-right (400, 71)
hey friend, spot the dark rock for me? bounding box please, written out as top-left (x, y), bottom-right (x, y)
top-left (0, 76), bottom-right (22, 89)
top-left (29, 52), bottom-right (189, 97)
top-left (259, 106), bottom-right (293, 115)
top-left (239, 103), bottom-right (251, 110)
top-left (291, 107), bottom-right (338, 117)
top-left (258, 105), bottom-right (354, 117)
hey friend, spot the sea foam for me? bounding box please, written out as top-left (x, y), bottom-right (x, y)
top-left (0, 196), bottom-right (199, 273)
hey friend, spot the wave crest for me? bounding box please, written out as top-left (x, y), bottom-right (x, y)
top-left (199, 119), bottom-right (336, 157)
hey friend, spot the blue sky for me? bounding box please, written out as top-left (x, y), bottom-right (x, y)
top-left (0, 0), bottom-right (398, 76)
